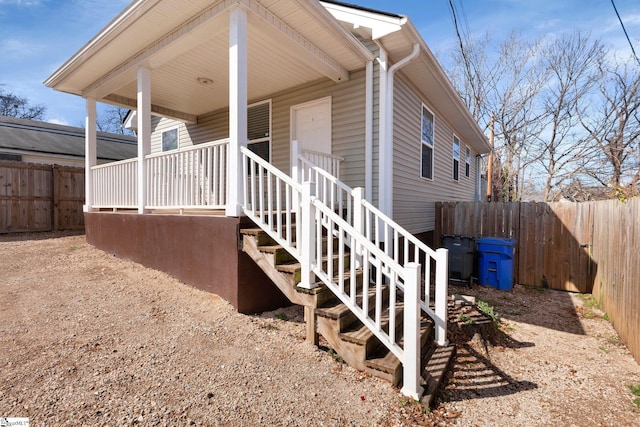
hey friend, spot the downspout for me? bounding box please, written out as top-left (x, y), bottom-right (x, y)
top-left (365, 60), bottom-right (374, 202)
top-left (475, 154), bottom-right (483, 201)
top-left (378, 42), bottom-right (420, 220)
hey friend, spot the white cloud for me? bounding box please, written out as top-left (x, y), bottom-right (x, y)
top-left (0, 37), bottom-right (45, 59)
top-left (0, 0), bottom-right (43, 5)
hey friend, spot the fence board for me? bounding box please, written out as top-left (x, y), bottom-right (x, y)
top-left (436, 198), bottom-right (640, 364)
top-left (0, 161), bottom-right (84, 233)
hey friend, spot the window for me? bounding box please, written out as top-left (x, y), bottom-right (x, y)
top-left (465, 146), bottom-right (471, 178)
top-left (247, 100), bottom-right (271, 162)
top-left (420, 105), bottom-right (434, 180)
top-left (162, 127), bottom-right (178, 151)
top-left (452, 135), bottom-right (460, 181)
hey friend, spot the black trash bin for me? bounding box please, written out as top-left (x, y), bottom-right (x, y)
top-left (441, 234), bottom-right (475, 286)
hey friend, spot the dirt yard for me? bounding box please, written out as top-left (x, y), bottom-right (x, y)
top-left (1, 232), bottom-right (639, 426)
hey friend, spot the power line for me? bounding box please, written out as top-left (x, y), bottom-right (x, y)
top-left (448, 0), bottom-right (470, 68)
top-left (610, 0), bottom-right (640, 66)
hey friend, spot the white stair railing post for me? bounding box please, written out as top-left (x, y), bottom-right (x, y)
top-left (434, 247), bottom-right (449, 346)
top-left (401, 262), bottom-right (424, 400)
top-left (352, 187), bottom-right (365, 268)
top-left (299, 181), bottom-right (316, 289)
top-left (291, 140), bottom-right (301, 185)
top-left (291, 140), bottom-right (301, 223)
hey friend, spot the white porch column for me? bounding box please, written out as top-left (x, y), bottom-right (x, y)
top-left (377, 47), bottom-right (389, 217)
top-left (226, 6), bottom-right (248, 217)
top-left (84, 98), bottom-right (97, 212)
top-left (137, 66), bottom-right (152, 214)
top-left (365, 61), bottom-right (374, 202)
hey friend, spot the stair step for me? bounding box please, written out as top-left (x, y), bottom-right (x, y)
top-left (275, 253), bottom-right (351, 284)
top-left (256, 245), bottom-right (296, 265)
top-left (421, 345), bottom-right (456, 407)
top-left (340, 301), bottom-right (403, 346)
top-left (315, 282), bottom-right (383, 331)
top-left (240, 226), bottom-right (297, 246)
top-left (296, 269), bottom-right (363, 306)
top-left (240, 227), bottom-right (278, 246)
top-left (365, 320), bottom-right (433, 375)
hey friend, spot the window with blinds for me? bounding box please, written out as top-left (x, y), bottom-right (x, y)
top-left (247, 100), bottom-right (271, 163)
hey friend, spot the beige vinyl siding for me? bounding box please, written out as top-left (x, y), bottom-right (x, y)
top-left (150, 112), bottom-right (229, 153)
top-left (148, 70), bottom-right (368, 190)
top-left (392, 74), bottom-right (479, 234)
top-left (271, 70), bottom-right (366, 189)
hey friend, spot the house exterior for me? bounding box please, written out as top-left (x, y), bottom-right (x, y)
top-left (0, 116), bottom-right (137, 167)
top-left (44, 0), bottom-right (489, 399)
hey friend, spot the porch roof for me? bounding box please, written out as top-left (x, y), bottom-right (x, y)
top-left (44, 0), bottom-right (373, 123)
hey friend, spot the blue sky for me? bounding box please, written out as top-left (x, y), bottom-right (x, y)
top-left (1, 0), bottom-right (639, 128)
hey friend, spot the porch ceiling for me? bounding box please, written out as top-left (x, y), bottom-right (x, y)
top-left (45, 0), bottom-right (371, 122)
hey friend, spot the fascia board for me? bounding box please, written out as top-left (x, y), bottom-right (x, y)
top-left (320, 1), bottom-right (404, 40)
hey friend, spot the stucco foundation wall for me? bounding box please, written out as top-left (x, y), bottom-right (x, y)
top-left (84, 212), bottom-right (289, 314)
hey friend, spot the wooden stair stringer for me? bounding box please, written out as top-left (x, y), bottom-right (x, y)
top-left (316, 314), bottom-right (368, 371)
top-left (241, 233), bottom-right (315, 307)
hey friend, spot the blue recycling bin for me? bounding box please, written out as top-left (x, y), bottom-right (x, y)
top-left (477, 237), bottom-right (516, 290)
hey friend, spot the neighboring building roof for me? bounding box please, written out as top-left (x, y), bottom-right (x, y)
top-left (0, 115), bottom-right (137, 162)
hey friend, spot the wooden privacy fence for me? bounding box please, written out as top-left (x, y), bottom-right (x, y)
top-left (436, 199), bottom-right (640, 364)
top-left (0, 161), bottom-right (85, 233)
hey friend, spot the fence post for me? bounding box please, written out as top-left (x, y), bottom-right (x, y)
top-left (434, 247), bottom-right (449, 346)
top-left (52, 165), bottom-right (59, 231)
top-left (401, 262), bottom-right (424, 400)
top-left (299, 181), bottom-right (316, 289)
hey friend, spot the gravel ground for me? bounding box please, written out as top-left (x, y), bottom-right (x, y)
top-left (1, 232), bottom-right (639, 426)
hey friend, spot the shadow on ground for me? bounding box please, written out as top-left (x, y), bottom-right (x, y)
top-left (449, 282), bottom-right (588, 335)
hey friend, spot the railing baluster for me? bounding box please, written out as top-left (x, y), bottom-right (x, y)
top-left (389, 270), bottom-right (396, 343)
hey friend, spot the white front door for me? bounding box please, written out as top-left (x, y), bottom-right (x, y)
top-left (291, 96), bottom-right (332, 156)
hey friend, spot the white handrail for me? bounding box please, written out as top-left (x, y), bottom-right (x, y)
top-left (300, 147), bottom-right (343, 178)
top-left (241, 146), bottom-right (302, 260)
top-left (242, 147), bottom-right (425, 399)
top-left (295, 149), bottom-right (449, 346)
top-left (298, 155), bottom-right (352, 224)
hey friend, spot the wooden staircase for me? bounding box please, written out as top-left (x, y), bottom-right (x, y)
top-left (240, 223), bottom-right (455, 404)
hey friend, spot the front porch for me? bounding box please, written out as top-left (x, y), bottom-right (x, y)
top-left (46, 0), bottom-right (454, 400)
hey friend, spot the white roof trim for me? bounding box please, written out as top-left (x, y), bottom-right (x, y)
top-left (320, 1), bottom-right (404, 39)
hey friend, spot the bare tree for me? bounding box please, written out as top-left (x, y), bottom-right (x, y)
top-left (535, 31), bottom-right (605, 201)
top-left (97, 105), bottom-right (135, 136)
top-left (448, 32), bottom-right (548, 201)
top-left (579, 54), bottom-right (640, 198)
top-left (0, 85), bottom-right (46, 120)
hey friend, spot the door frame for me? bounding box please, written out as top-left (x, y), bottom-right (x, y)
top-left (290, 96), bottom-right (332, 170)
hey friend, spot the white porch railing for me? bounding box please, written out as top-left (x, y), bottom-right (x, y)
top-left (292, 144), bottom-right (449, 346)
top-left (89, 139), bottom-right (228, 211)
top-left (299, 146), bottom-right (342, 179)
top-left (92, 158), bottom-right (138, 209)
top-left (241, 145), bottom-right (435, 400)
top-left (146, 139), bottom-right (228, 209)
